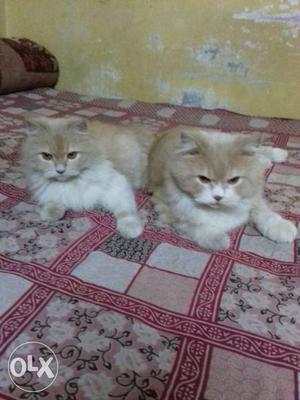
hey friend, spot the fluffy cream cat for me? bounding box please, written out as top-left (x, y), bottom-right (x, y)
top-left (148, 128), bottom-right (297, 250)
top-left (22, 116), bottom-right (154, 238)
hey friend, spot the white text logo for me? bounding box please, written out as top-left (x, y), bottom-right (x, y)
top-left (8, 341), bottom-right (58, 393)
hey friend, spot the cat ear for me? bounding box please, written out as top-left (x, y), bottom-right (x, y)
top-left (23, 115), bottom-right (88, 136)
top-left (23, 115), bottom-right (49, 135)
top-left (236, 133), bottom-right (262, 155)
top-left (65, 117), bottom-right (88, 134)
top-left (176, 132), bottom-right (199, 155)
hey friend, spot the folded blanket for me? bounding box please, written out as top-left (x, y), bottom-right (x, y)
top-left (0, 37), bottom-right (59, 94)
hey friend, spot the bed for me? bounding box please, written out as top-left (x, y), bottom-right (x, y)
top-left (0, 87), bottom-right (299, 400)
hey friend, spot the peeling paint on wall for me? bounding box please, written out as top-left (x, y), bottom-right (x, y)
top-left (182, 90), bottom-right (204, 107)
top-left (244, 40), bottom-right (256, 48)
top-left (189, 40), bottom-right (250, 79)
top-left (171, 88), bottom-right (228, 110)
top-left (4, 0), bottom-right (300, 119)
top-left (192, 43), bottom-right (220, 65)
top-left (227, 62), bottom-right (249, 77)
top-left (146, 32), bottom-right (164, 52)
top-left (233, 9), bottom-right (300, 24)
top-left (233, 9), bottom-right (300, 38)
top-left (155, 79), bottom-right (170, 94)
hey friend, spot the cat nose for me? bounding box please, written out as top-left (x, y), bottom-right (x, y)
top-left (214, 195), bottom-right (223, 202)
top-left (55, 163), bottom-right (66, 174)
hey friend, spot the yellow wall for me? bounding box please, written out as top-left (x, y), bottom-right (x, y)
top-left (0, 0), bottom-right (6, 36)
top-left (3, 0), bottom-right (300, 119)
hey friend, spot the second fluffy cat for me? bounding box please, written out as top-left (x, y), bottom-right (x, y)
top-left (148, 128), bottom-right (297, 250)
top-left (22, 116), bottom-right (154, 238)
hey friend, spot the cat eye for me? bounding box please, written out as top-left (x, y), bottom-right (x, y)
top-left (198, 175), bottom-right (211, 183)
top-left (185, 148), bottom-right (199, 156)
top-left (41, 152), bottom-right (52, 160)
top-left (67, 151), bottom-right (78, 160)
top-left (228, 176), bottom-right (240, 184)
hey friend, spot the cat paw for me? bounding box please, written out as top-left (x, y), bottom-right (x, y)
top-left (117, 214), bottom-right (144, 239)
top-left (195, 232), bottom-right (230, 251)
top-left (40, 203), bottom-right (65, 222)
top-left (271, 148), bottom-right (288, 163)
top-left (258, 156), bottom-right (272, 169)
top-left (263, 218), bottom-right (297, 243)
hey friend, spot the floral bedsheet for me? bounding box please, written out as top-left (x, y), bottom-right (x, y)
top-left (0, 88), bottom-right (299, 400)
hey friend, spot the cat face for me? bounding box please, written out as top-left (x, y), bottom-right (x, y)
top-left (22, 116), bottom-right (100, 181)
top-left (171, 131), bottom-right (263, 208)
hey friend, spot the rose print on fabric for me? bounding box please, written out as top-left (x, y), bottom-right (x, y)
top-left (219, 263), bottom-right (300, 347)
top-left (4, 295), bottom-right (179, 399)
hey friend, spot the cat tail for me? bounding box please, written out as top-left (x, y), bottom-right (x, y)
top-left (253, 146), bottom-right (288, 163)
top-left (239, 131), bottom-right (288, 164)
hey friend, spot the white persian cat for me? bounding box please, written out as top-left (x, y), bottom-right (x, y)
top-left (148, 128), bottom-right (297, 250)
top-left (22, 116), bottom-right (154, 239)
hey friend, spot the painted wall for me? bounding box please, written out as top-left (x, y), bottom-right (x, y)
top-left (3, 0), bottom-right (300, 119)
top-left (0, 0), bottom-right (6, 36)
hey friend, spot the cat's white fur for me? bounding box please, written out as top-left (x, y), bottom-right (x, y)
top-left (22, 116), bottom-right (154, 238)
top-left (148, 128), bottom-right (296, 250)
top-left (36, 161), bottom-right (143, 238)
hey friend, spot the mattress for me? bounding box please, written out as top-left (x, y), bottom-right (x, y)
top-left (0, 88), bottom-right (299, 400)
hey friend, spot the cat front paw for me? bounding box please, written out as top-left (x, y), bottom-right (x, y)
top-left (40, 202), bottom-right (65, 222)
top-left (194, 232), bottom-right (230, 251)
top-left (271, 148), bottom-right (288, 163)
top-left (263, 218), bottom-right (297, 243)
top-left (117, 214), bottom-right (144, 239)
